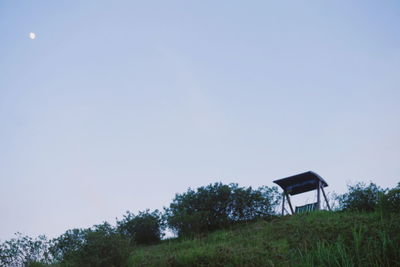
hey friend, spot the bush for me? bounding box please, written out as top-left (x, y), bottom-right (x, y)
top-left (117, 209), bottom-right (164, 245)
top-left (165, 182), bottom-right (280, 237)
top-left (230, 184), bottom-right (279, 221)
top-left (0, 233), bottom-right (52, 266)
top-left (51, 222), bottom-right (131, 267)
top-left (337, 182), bottom-right (385, 212)
top-left (378, 182), bottom-right (400, 215)
top-left (384, 183), bottom-right (400, 212)
top-left (49, 228), bottom-right (87, 264)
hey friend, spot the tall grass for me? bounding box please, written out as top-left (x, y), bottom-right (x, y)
top-left (297, 226), bottom-right (400, 267)
top-left (292, 213), bottom-right (400, 267)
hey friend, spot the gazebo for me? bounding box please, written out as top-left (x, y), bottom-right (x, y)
top-left (273, 171), bottom-right (331, 215)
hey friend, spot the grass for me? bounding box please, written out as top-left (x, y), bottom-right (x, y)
top-left (127, 211), bottom-right (400, 266)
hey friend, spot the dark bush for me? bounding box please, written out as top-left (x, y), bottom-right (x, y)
top-left (0, 233), bottom-right (52, 266)
top-left (166, 183), bottom-right (232, 236)
top-left (230, 184), bottom-right (279, 221)
top-left (49, 228), bottom-right (87, 263)
top-left (51, 222), bottom-right (131, 267)
top-left (384, 182), bottom-right (400, 212)
top-left (337, 182), bottom-right (385, 212)
top-left (378, 182), bottom-right (400, 215)
top-left (117, 209), bottom-right (164, 245)
top-left (165, 182), bottom-right (280, 237)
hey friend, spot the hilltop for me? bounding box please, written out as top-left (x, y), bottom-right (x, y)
top-left (1, 181), bottom-right (399, 266)
top-left (128, 211), bottom-right (400, 266)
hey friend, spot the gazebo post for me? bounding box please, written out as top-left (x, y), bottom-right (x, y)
top-left (317, 181), bottom-right (321, 210)
top-left (286, 193), bottom-right (294, 214)
top-left (321, 186), bottom-right (331, 211)
top-left (282, 191), bottom-right (286, 215)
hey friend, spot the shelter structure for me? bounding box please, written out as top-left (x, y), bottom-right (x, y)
top-left (273, 171), bottom-right (331, 215)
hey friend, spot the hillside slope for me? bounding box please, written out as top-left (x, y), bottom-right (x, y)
top-left (128, 211), bottom-right (400, 267)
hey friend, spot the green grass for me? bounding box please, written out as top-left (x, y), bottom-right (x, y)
top-left (127, 212), bottom-right (400, 266)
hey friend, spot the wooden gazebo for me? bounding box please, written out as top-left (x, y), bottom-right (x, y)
top-left (273, 171), bottom-right (331, 215)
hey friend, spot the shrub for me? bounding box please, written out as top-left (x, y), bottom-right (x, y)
top-left (378, 182), bottom-right (400, 215)
top-left (337, 182), bottom-right (385, 212)
top-left (165, 183), bottom-right (280, 237)
top-left (51, 222), bottom-right (131, 267)
top-left (117, 209), bottom-right (164, 245)
top-left (384, 182), bottom-right (400, 213)
top-left (166, 183), bottom-right (232, 236)
top-left (49, 228), bottom-right (87, 264)
top-left (0, 233), bottom-right (52, 266)
top-left (230, 184), bottom-right (279, 221)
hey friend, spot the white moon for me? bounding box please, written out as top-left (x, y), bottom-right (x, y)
top-left (29, 32), bottom-right (36, 40)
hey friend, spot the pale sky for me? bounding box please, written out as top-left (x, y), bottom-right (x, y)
top-left (1, 1), bottom-right (399, 241)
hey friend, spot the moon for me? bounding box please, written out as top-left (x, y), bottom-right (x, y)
top-left (29, 32), bottom-right (36, 40)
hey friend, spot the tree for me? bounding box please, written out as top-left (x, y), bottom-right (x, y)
top-left (0, 233), bottom-right (52, 266)
top-left (378, 182), bottom-right (400, 215)
top-left (50, 222), bottom-right (131, 267)
top-left (165, 183), bottom-right (232, 236)
top-left (165, 183), bottom-right (280, 237)
top-left (229, 185), bottom-right (280, 221)
top-left (117, 209), bottom-right (164, 245)
top-left (384, 182), bottom-right (400, 213)
top-left (337, 182), bottom-right (385, 212)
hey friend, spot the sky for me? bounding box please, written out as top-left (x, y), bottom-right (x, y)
top-left (1, 0), bottom-right (399, 241)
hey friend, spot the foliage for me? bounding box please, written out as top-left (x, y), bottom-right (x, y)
top-left (49, 228), bottom-right (86, 263)
top-left (116, 209), bottom-right (164, 245)
top-left (0, 233), bottom-right (52, 267)
top-left (230, 185), bottom-right (280, 221)
top-left (336, 182), bottom-right (385, 212)
top-left (165, 182), bottom-right (280, 237)
top-left (50, 222), bottom-right (131, 267)
top-left (378, 182), bottom-right (400, 214)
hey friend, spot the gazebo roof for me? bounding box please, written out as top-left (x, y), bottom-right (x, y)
top-left (273, 171), bottom-right (328, 195)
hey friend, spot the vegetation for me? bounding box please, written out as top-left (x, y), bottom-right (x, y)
top-left (0, 233), bottom-right (52, 266)
top-left (116, 209), bottom-right (165, 245)
top-left (336, 182), bottom-right (385, 212)
top-left (50, 222), bottom-right (131, 267)
top-left (165, 183), bottom-right (280, 237)
top-left (379, 182), bottom-right (400, 214)
top-left (0, 180), bottom-right (399, 266)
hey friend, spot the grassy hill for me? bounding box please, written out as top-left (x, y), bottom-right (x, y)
top-left (2, 182), bottom-right (399, 266)
top-left (127, 211), bottom-right (400, 267)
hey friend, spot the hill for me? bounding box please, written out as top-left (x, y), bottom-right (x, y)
top-left (1, 181), bottom-right (399, 266)
top-left (128, 211), bottom-right (400, 266)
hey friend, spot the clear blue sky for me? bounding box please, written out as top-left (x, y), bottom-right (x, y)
top-left (1, 1), bottom-right (399, 240)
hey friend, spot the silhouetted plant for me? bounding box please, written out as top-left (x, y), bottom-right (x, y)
top-left (337, 182), bottom-right (385, 212)
top-left (378, 182), bottom-right (400, 215)
top-left (165, 182), bottom-right (280, 237)
top-left (50, 222), bottom-right (131, 267)
top-left (49, 228), bottom-right (87, 263)
top-left (117, 209), bottom-right (165, 245)
top-left (384, 182), bottom-right (400, 213)
top-left (0, 233), bottom-right (52, 266)
top-left (229, 184), bottom-right (280, 221)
